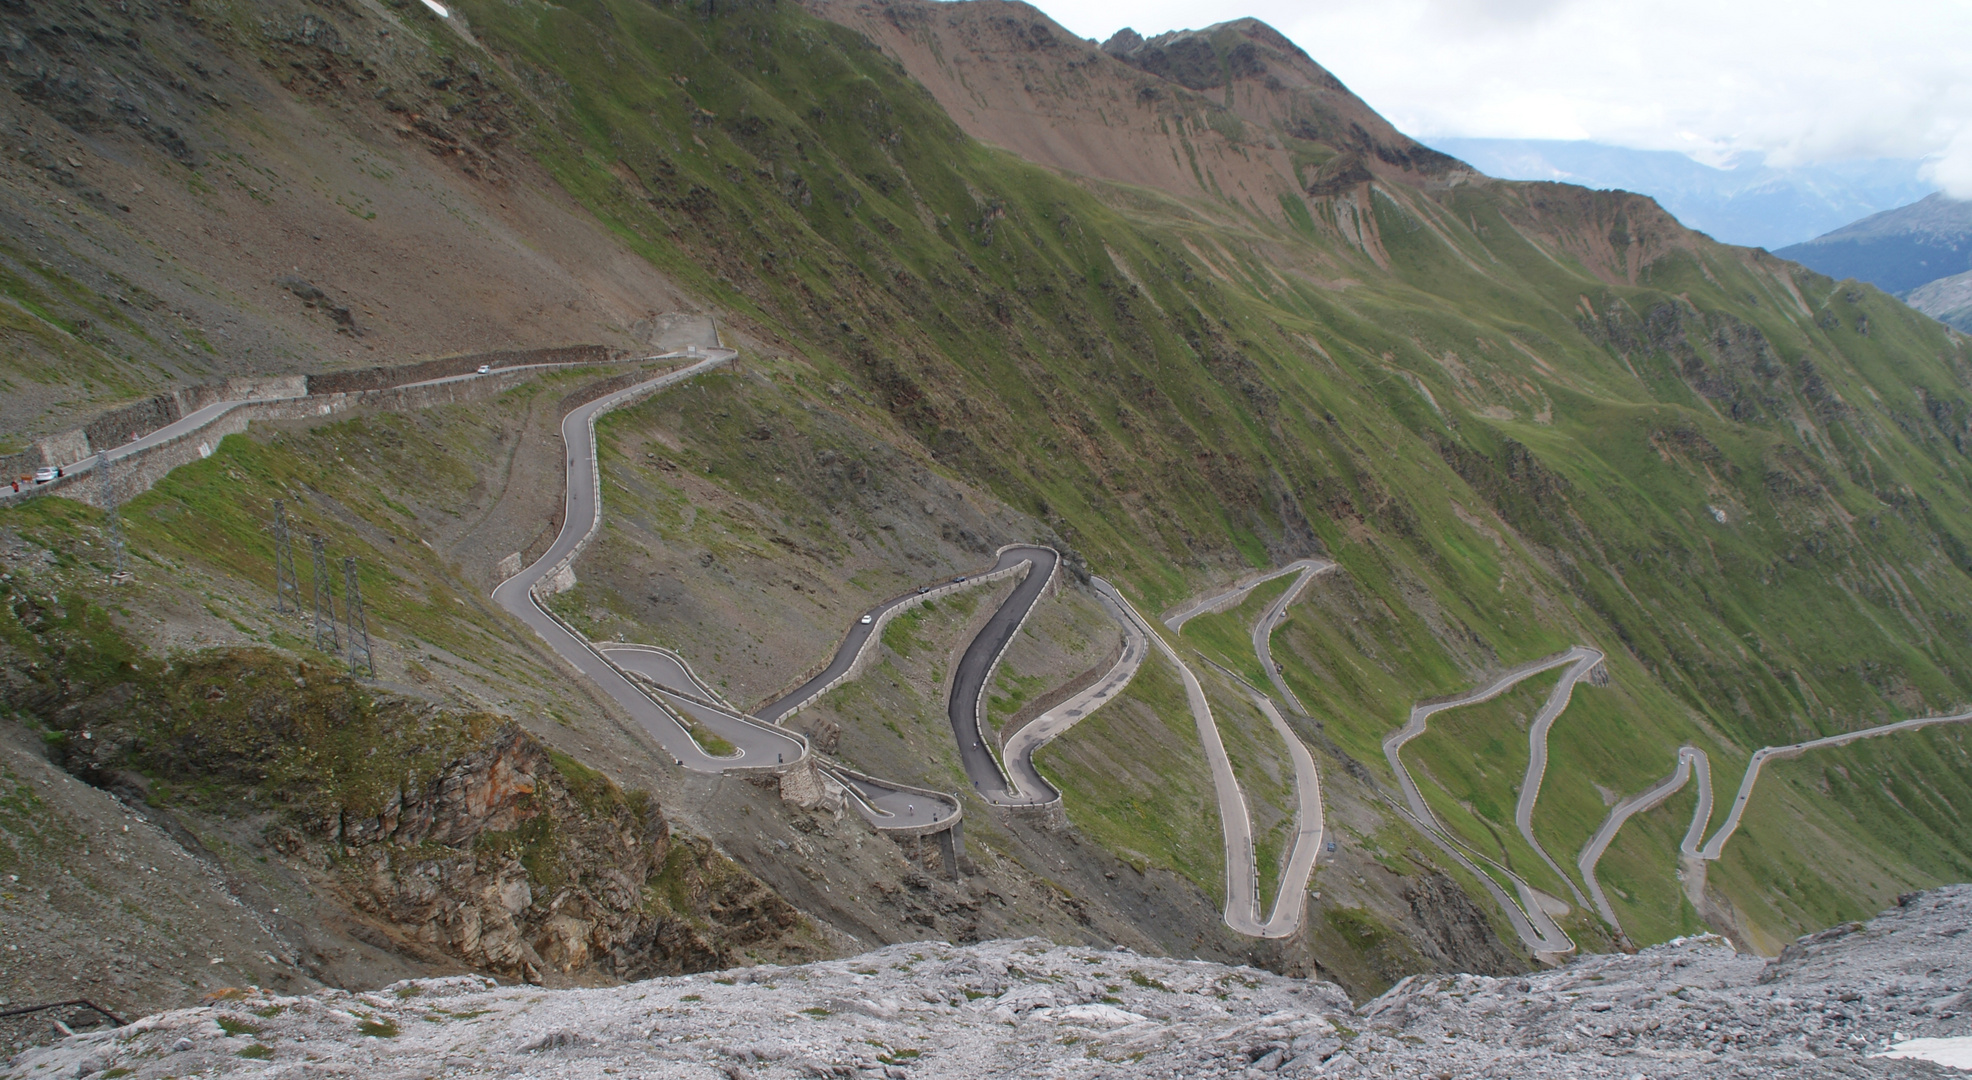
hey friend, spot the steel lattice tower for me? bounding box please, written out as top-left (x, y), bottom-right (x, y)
top-left (342, 556), bottom-right (373, 677)
top-left (271, 500), bottom-right (300, 613)
top-left (98, 455), bottom-right (130, 584)
top-left (310, 535), bottom-right (339, 653)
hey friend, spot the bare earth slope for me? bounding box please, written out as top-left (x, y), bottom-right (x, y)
top-left (0, 0), bottom-right (695, 438)
top-left (801, 0), bottom-right (1465, 226)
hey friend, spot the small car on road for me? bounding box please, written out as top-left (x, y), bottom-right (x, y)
top-left (476, 364), bottom-right (491, 374)
top-left (32, 466), bottom-right (59, 484)
top-left (860, 614), bottom-right (873, 625)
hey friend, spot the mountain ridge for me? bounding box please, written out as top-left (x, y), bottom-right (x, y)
top-left (1424, 137), bottom-right (1936, 249)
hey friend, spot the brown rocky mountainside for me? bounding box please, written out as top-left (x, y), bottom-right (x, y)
top-left (805, 0), bottom-right (1712, 288)
top-left (803, 0), bottom-right (1465, 223)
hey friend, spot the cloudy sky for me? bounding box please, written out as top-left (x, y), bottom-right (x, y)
top-left (1033, 0), bottom-right (1972, 195)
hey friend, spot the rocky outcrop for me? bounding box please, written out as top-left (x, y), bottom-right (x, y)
top-left (18, 887), bottom-right (1972, 1079)
top-left (296, 723), bottom-right (814, 984)
top-left (8, 631), bottom-right (817, 987)
top-left (1399, 870), bottom-right (1525, 976)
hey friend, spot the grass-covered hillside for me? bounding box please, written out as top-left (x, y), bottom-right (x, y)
top-left (415, 0), bottom-right (1972, 949)
top-left (5, 0), bottom-right (1972, 971)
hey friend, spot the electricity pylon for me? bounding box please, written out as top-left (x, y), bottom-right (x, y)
top-left (342, 556), bottom-right (373, 677)
top-left (310, 535), bottom-right (339, 653)
top-left (271, 500), bottom-right (300, 613)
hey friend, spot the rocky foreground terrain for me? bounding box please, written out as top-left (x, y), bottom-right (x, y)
top-left (11, 888), bottom-right (1972, 1079)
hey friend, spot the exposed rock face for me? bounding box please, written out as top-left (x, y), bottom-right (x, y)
top-left (1399, 870), bottom-right (1524, 976)
top-left (300, 723), bottom-right (814, 984)
top-left (6, 632), bottom-right (817, 989)
top-left (16, 886), bottom-right (1972, 1079)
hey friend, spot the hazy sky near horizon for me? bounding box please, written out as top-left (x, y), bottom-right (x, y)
top-left (1030, 0), bottom-right (1972, 195)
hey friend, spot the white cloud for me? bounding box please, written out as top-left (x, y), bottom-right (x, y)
top-left (1029, 0), bottom-right (1972, 170)
top-left (1925, 131), bottom-right (1972, 200)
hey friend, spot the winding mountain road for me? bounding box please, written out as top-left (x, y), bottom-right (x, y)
top-left (490, 353), bottom-right (809, 773)
top-left (1696, 708), bottom-right (1972, 860)
top-left (4, 350), bottom-right (673, 504)
top-left (1163, 558), bottom-right (1330, 634)
top-left (1511, 648), bottom-right (1603, 909)
top-left (1101, 562), bottom-right (1327, 938)
top-left (1250, 560), bottom-right (1333, 715)
top-left (1577, 707), bottom-right (1972, 937)
top-left (1576, 746), bottom-right (1708, 930)
top-left (79, 330), bottom-right (1972, 949)
top-left (944, 546), bottom-right (1059, 802)
top-left (751, 546), bottom-right (1050, 727)
top-left (488, 350), bottom-right (964, 832)
top-left (1381, 648), bottom-right (1598, 956)
top-left (999, 577), bottom-right (1151, 805)
top-left (741, 544), bottom-right (1060, 816)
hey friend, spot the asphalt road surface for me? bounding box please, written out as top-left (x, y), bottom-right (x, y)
top-left (599, 643), bottom-right (806, 768)
top-left (1162, 558), bottom-right (1329, 633)
top-left (1245, 691), bottom-right (1325, 937)
top-left (597, 642), bottom-right (723, 701)
top-left (490, 354), bottom-right (764, 773)
top-left (3, 351), bottom-right (667, 503)
top-left (482, 352), bottom-right (956, 832)
top-left (755, 546), bottom-right (1054, 727)
top-left (945, 545), bottom-right (1059, 801)
top-left (1176, 564), bottom-right (1334, 938)
top-left (1578, 704), bottom-right (1972, 936)
top-left (1249, 560), bottom-right (1333, 715)
top-left (1117, 589), bottom-right (1308, 938)
top-left (1577, 746), bottom-right (1706, 931)
top-left (1697, 708), bottom-right (1972, 860)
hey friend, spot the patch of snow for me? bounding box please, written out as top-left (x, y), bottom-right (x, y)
top-left (1877, 1036), bottom-right (1972, 1070)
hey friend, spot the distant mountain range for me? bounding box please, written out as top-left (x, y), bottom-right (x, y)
top-left (1908, 271), bottom-right (1972, 333)
top-left (1425, 137), bottom-right (1936, 250)
top-left (1772, 193), bottom-right (1972, 331)
top-left (1774, 192), bottom-right (1972, 292)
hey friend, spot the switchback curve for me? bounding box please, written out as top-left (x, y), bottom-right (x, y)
top-left (490, 352), bottom-right (959, 834)
top-left (1382, 647), bottom-right (1597, 956)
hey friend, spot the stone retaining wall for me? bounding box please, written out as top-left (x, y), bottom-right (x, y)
top-left (4, 347), bottom-right (609, 482)
top-left (35, 364), bottom-right (597, 509)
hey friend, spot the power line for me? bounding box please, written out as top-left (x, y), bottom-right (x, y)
top-left (310, 535), bottom-right (339, 654)
top-left (342, 555), bottom-right (373, 678)
top-left (271, 500), bottom-right (300, 613)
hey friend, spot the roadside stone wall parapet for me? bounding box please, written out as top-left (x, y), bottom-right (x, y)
top-left (6, 348), bottom-right (638, 509)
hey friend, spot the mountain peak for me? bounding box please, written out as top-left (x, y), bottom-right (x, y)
top-left (804, 0), bottom-right (1468, 219)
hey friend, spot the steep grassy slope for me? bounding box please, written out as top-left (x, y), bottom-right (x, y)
top-left (7, 0), bottom-right (1972, 969)
top-left (428, 0), bottom-right (1972, 949)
